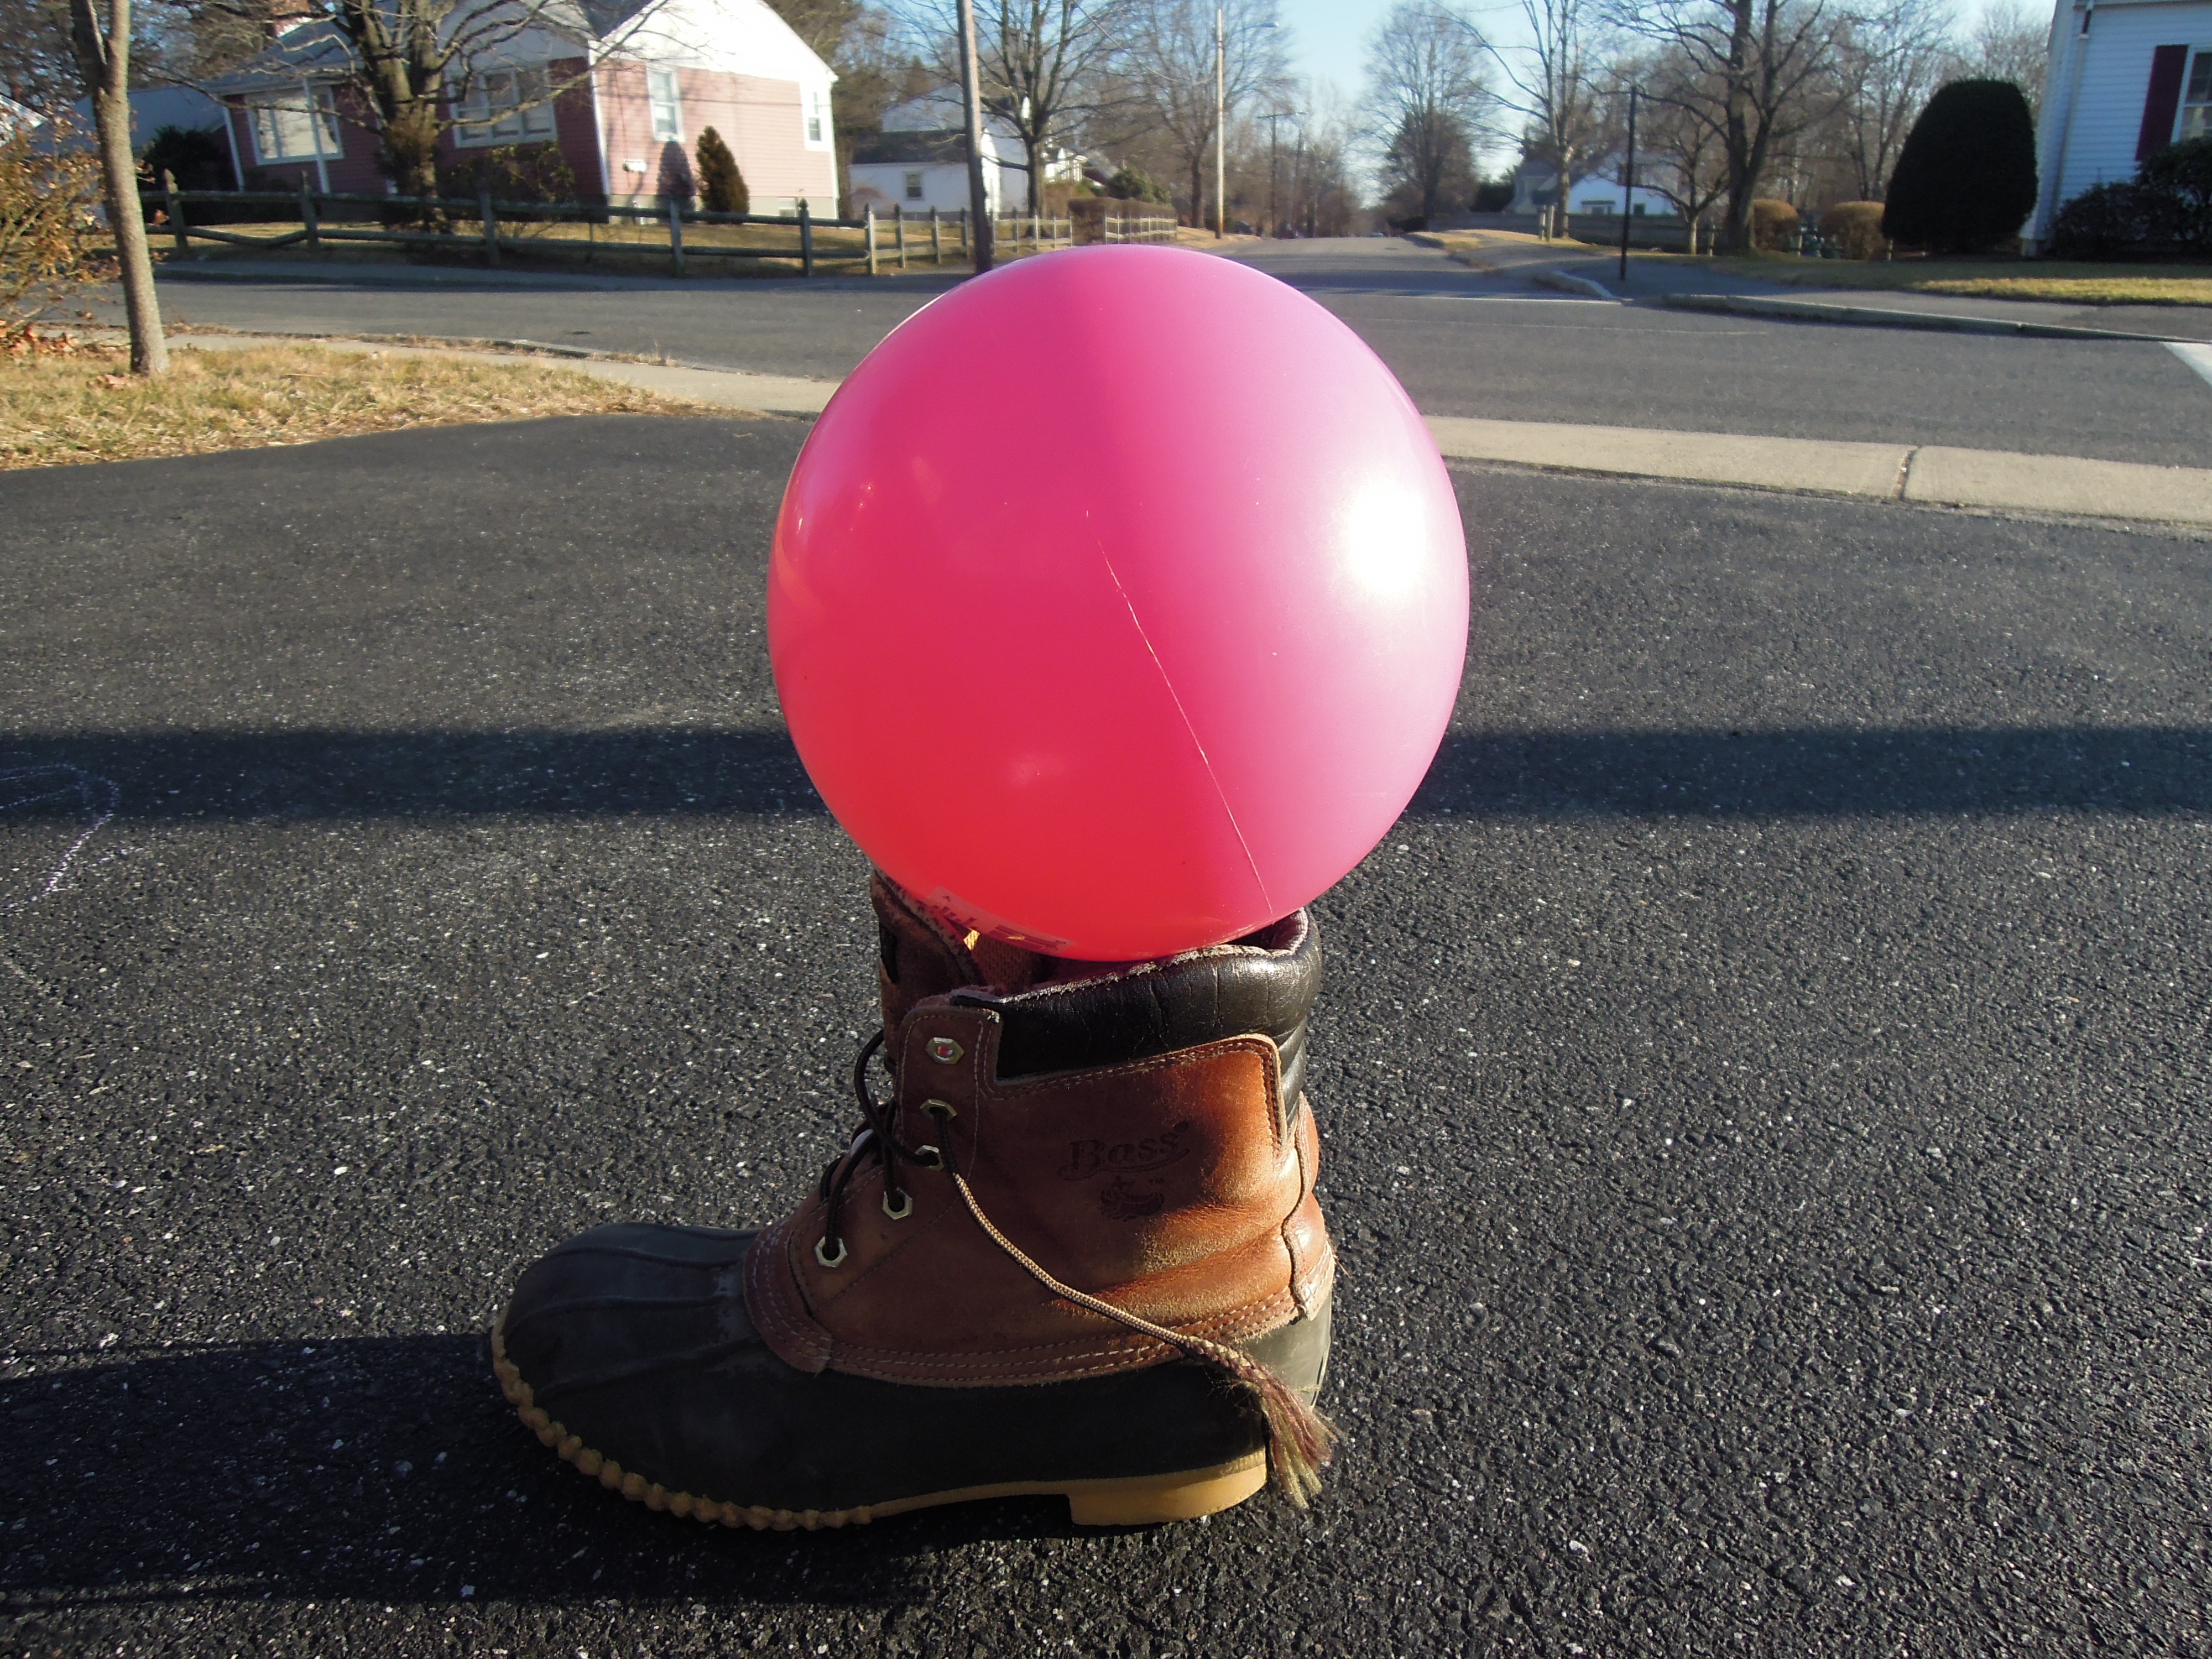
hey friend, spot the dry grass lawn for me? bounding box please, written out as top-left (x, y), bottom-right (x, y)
top-left (1702, 254), bottom-right (2212, 306)
top-left (1416, 232), bottom-right (2212, 305)
top-left (0, 342), bottom-right (729, 470)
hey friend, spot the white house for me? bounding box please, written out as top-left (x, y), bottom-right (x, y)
top-left (846, 91), bottom-right (1081, 215)
top-left (1568, 169), bottom-right (1678, 217)
top-left (1509, 156), bottom-right (1677, 218)
top-left (2029, 0), bottom-right (2212, 247)
top-left (848, 126), bottom-right (1020, 215)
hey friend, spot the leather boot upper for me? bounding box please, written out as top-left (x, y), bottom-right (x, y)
top-left (746, 876), bottom-right (1333, 1387)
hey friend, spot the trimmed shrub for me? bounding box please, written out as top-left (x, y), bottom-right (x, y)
top-left (1882, 79), bottom-right (2037, 254)
top-left (2051, 135), bottom-right (2212, 257)
top-left (2140, 134), bottom-right (2212, 248)
top-left (2051, 179), bottom-right (2152, 257)
top-left (1820, 200), bottom-right (1888, 259)
top-left (1750, 197), bottom-right (1799, 251)
top-left (695, 126), bottom-right (748, 214)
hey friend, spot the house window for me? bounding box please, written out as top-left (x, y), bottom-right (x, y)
top-left (249, 86), bottom-right (340, 163)
top-left (804, 86), bottom-right (830, 149)
top-left (903, 170), bottom-right (924, 200)
top-left (649, 66), bottom-right (682, 143)
top-left (454, 66), bottom-right (556, 147)
top-left (2182, 50), bottom-right (2212, 141)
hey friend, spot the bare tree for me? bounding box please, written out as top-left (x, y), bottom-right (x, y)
top-left (1829, 0), bottom-right (1950, 199)
top-left (1496, 0), bottom-right (1608, 236)
top-left (1264, 79), bottom-right (1358, 234)
top-left (67, 0), bottom-right (165, 373)
top-left (1634, 45), bottom-right (1728, 243)
top-left (320, 0), bottom-right (599, 200)
top-left (2, 0), bottom-right (86, 111)
top-left (907, 1), bottom-right (1126, 213)
top-left (1364, 2), bottom-right (1495, 225)
top-left (1616, 0), bottom-right (1843, 251)
top-left (1951, 0), bottom-right (2043, 115)
top-left (1118, 0), bottom-right (1283, 228)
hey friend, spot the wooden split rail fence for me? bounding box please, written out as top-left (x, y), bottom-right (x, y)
top-left (144, 175), bottom-right (1181, 277)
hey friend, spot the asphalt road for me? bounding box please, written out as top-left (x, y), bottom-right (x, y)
top-left (4, 417), bottom-right (2208, 1655)
top-left (147, 238), bottom-right (2212, 468)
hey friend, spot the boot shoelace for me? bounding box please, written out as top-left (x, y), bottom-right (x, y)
top-left (812, 1031), bottom-right (934, 1269)
top-left (811, 1030), bottom-right (1336, 1506)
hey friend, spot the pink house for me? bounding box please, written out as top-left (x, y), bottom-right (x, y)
top-left (205, 0), bottom-right (838, 211)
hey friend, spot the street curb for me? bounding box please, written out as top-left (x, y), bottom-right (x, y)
top-left (1532, 268), bottom-right (1616, 300)
top-left (1660, 290), bottom-right (2188, 344)
top-left (1424, 415), bottom-right (2212, 528)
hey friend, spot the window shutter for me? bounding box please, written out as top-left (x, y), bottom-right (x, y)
top-left (2137, 44), bottom-right (2189, 159)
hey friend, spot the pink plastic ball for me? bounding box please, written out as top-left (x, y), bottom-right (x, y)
top-left (769, 246), bottom-right (1468, 961)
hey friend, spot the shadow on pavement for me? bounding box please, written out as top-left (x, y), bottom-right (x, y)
top-left (2, 725), bottom-right (2206, 822)
top-left (0, 1337), bottom-right (1094, 1611)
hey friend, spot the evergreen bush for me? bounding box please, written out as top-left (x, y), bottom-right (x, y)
top-left (2140, 134), bottom-right (2212, 248)
top-left (1881, 79), bottom-right (2038, 254)
top-left (2051, 136), bottom-right (2212, 257)
top-left (1107, 165), bottom-right (1171, 205)
top-left (138, 126), bottom-right (228, 191)
top-left (695, 127), bottom-right (748, 214)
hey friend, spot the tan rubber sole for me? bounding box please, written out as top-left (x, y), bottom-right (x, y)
top-left (491, 1318), bottom-right (1270, 1531)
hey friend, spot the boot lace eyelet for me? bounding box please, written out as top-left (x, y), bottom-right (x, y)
top-left (814, 1236), bottom-right (848, 1269)
top-left (916, 1144), bottom-right (943, 1169)
top-left (881, 1187), bottom-right (913, 1220)
top-left (922, 1098), bottom-right (957, 1121)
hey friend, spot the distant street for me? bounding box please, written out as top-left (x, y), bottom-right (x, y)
top-left (139, 236), bottom-right (2212, 468)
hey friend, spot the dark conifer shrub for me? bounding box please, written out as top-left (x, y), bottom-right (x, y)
top-left (696, 127), bottom-right (749, 214)
top-left (1882, 80), bottom-right (2038, 254)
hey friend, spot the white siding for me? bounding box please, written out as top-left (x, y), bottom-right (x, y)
top-left (849, 160), bottom-right (1002, 215)
top-left (2034, 0), bottom-right (2212, 239)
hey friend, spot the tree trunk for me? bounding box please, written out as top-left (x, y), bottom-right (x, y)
top-left (378, 101), bottom-right (441, 207)
top-left (1024, 132), bottom-right (1044, 216)
top-left (71, 0), bottom-right (166, 375)
top-left (1721, 0), bottom-right (1756, 251)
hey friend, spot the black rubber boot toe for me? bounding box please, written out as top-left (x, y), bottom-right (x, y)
top-left (494, 1223), bottom-right (1331, 1530)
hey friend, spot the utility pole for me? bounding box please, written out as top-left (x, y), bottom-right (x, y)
top-left (1257, 110), bottom-right (1291, 237)
top-left (1617, 85), bottom-right (1637, 284)
top-left (1214, 7), bottom-right (1225, 238)
top-left (957, 0), bottom-right (993, 273)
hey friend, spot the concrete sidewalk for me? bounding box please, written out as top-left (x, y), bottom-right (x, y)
top-left (167, 330), bottom-right (2212, 530)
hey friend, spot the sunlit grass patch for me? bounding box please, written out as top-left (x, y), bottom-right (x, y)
top-left (0, 342), bottom-right (733, 470)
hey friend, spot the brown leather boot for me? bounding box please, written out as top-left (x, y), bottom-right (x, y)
top-left (493, 875), bottom-right (1336, 1530)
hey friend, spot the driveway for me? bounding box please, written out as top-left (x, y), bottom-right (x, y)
top-left (4, 418), bottom-right (2207, 1654)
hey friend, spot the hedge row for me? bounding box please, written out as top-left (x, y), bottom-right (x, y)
top-left (2052, 137), bottom-right (2212, 258)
